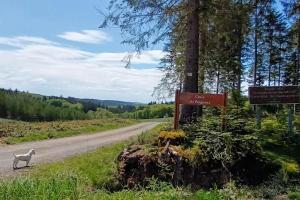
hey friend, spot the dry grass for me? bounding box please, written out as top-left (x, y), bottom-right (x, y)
top-left (0, 118), bottom-right (136, 144)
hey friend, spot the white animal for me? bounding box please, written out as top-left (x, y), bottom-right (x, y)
top-left (13, 149), bottom-right (35, 169)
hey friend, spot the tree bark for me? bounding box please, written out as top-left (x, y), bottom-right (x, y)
top-left (253, 0), bottom-right (258, 86)
top-left (268, 30), bottom-right (273, 86)
top-left (297, 21), bottom-right (300, 85)
top-left (236, 0), bottom-right (243, 95)
top-left (216, 69), bottom-right (220, 94)
top-left (237, 18), bottom-right (243, 95)
top-left (278, 34), bottom-right (282, 86)
top-left (198, 2), bottom-right (207, 118)
top-left (180, 0), bottom-right (200, 123)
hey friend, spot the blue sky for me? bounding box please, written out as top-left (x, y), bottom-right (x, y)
top-left (0, 0), bottom-right (164, 103)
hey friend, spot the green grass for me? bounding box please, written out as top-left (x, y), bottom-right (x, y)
top-left (289, 192), bottom-right (300, 200)
top-left (0, 118), bottom-right (137, 144)
top-left (1, 123), bottom-right (299, 199)
top-left (0, 124), bottom-right (224, 200)
top-left (262, 135), bottom-right (300, 175)
top-left (259, 134), bottom-right (300, 198)
top-left (0, 175), bottom-right (79, 200)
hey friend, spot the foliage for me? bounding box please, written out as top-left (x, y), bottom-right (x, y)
top-left (0, 88), bottom-right (175, 122)
top-left (173, 115), bottom-right (279, 186)
top-left (100, 0), bottom-right (182, 53)
top-left (87, 108), bottom-right (115, 119)
top-left (120, 104), bottom-right (174, 119)
top-left (294, 115), bottom-right (300, 132)
top-left (261, 117), bottom-right (287, 135)
top-left (0, 89), bottom-right (88, 121)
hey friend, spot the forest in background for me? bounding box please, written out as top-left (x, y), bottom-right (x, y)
top-left (0, 88), bottom-right (173, 121)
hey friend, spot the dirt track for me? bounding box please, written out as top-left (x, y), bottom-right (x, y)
top-left (0, 122), bottom-right (159, 175)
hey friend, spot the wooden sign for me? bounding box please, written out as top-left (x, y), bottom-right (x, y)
top-left (179, 92), bottom-right (226, 107)
top-left (174, 90), bottom-right (227, 130)
top-left (249, 86), bottom-right (300, 105)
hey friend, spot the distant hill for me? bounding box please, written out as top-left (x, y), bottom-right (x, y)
top-left (66, 97), bottom-right (143, 107)
top-left (0, 88), bottom-right (144, 118)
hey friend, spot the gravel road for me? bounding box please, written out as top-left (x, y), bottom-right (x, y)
top-left (0, 122), bottom-right (159, 174)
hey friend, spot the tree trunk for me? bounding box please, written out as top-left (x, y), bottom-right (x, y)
top-left (198, 4), bottom-right (207, 117)
top-left (180, 0), bottom-right (200, 123)
top-left (237, 17), bottom-right (243, 96)
top-left (216, 68), bottom-right (220, 94)
top-left (236, 0), bottom-right (243, 95)
top-left (253, 0), bottom-right (258, 86)
top-left (268, 31), bottom-right (273, 86)
top-left (278, 37), bottom-right (282, 86)
top-left (297, 21), bottom-right (300, 85)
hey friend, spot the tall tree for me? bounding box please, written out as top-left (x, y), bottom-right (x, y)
top-left (101, 0), bottom-right (202, 122)
top-left (282, 0), bottom-right (300, 85)
top-left (180, 0), bottom-right (200, 122)
top-left (264, 9), bottom-right (287, 86)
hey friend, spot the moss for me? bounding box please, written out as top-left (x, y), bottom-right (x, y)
top-left (159, 130), bottom-right (186, 140)
top-left (283, 161), bottom-right (300, 174)
top-left (158, 130), bottom-right (186, 146)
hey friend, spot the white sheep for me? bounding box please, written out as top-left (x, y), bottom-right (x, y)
top-left (13, 149), bottom-right (35, 169)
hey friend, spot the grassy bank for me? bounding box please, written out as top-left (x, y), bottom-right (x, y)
top-left (0, 118), bottom-right (136, 144)
top-left (0, 124), bottom-right (188, 200)
top-left (0, 124), bottom-right (299, 199)
top-left (0, 124), bottom-right (221, 200)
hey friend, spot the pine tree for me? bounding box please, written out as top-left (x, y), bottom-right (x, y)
top-left (282, 0), bottom-right (300, 85)
top-left (101, 0), bottom-right (203, 122)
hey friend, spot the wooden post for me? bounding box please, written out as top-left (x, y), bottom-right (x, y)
top-left (288, 105), bottom-right (293, 135)
top-left (222, 92), bottom-right (227, 131)
top-left (174, 90), bottom-right (180, 130)
top-left (256, 105), bottom-right (261, 129)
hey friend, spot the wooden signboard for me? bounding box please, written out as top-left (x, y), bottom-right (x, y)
top-left (178, 92), bottom-right (226, 107)
top-left (174, 90), bottom-right (227, 130)
top-left (249, 86), bottom-right (300, 105)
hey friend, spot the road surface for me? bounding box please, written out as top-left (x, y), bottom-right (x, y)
top-left (0, 122), bottom-right (159, 174)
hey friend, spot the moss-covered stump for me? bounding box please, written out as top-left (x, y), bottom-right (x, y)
top-left (117, 144), bottom-right (231, 189)
top-left (117, 130), bottom-right (280, 189)
top-left (117, 145), bottom-right (159, 188)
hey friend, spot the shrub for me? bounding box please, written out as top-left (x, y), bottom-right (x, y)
top-left (182, 118), bottom-right (280, 185)
top-left (261, 117), bottom-right (286, 135)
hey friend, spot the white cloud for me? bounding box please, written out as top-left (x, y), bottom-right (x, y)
top-left (0, 36), bottom-right (57, 48)
top-left (0, 36), bottom-right (164, 102)
top-left (89, 50), bottom-right (166, 65)
top-left (58, 30), bottom-right (111, 44)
